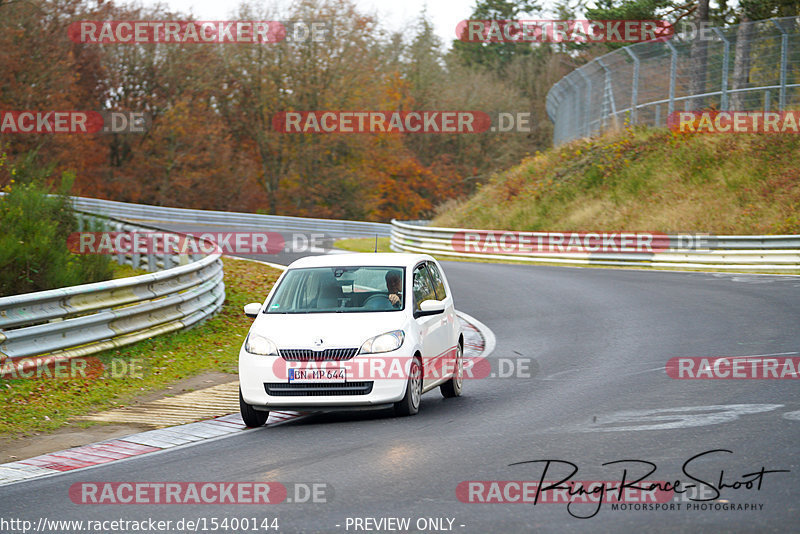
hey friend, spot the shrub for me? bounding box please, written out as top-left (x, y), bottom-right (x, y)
top-left (0, 163), bottom-right (113, 297)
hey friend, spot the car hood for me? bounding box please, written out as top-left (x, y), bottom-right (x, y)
top-left (249, 312), bottom-right (407, 349)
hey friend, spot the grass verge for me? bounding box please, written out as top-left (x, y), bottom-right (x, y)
top-left (434, 126), bottom-right (800, 235)
top-left (111, 263), bottom-right (149, 279)
top-left (334, 237), bottom-right (392, 253)
top-left (0, 257), bottom-right (282, 437)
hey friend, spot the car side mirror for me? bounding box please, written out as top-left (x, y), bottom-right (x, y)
top-left (414, 299), bottom-right (445, 319)
top-left (243, 303), bottom-right (262, 318)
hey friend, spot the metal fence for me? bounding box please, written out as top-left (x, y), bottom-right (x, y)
top-left (546, 16), bottom-right (800, 145)
top-left (0, 211), bottom-right (225, 371)
top-left (390, 220), bottom-right (800, 270)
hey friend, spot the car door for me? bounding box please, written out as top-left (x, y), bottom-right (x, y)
top-left (426, 260), bottom-right (459, 380)
top-left (412, 263), bottom-right (449, 390)
top-left (427, 259), bottom-right (457, 340)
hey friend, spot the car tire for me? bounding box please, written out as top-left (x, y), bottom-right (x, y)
top-left (394, 356), bottom-right (422, 416)
top-left (440, 343), bottom-right (463, 398)
top-left (239, 387), bottom-right (269, 427)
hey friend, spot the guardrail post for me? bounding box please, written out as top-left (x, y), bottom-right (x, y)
top-left (112, 220), bottom-right (125, 266)
top-left (623, 47), bottom-right (640, 124)
top-left (147, 248), bottom-right (158, 272)
top-left (712, 27), bottom-right (730, 110)
top-left (128, 222), bottom-right (141, 270)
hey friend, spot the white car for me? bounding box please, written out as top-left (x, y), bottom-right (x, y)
top-left (238, 253), bottom-right (463, 426)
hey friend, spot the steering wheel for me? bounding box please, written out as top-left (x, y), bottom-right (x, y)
top-left (363, 293), bottom-right (398, 310)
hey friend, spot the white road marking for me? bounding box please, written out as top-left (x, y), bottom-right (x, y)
top-left (574, 404), bottom-right (784, 432)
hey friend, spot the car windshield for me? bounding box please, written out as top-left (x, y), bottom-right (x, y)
top-left (265, 266), bottom-right (405, 313)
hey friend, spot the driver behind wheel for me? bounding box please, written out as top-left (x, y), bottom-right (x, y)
top-left (385, 271), bottom-right (402, 307)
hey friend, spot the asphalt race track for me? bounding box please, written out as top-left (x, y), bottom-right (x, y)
top-left (2, 260), bottom-right (799, 533)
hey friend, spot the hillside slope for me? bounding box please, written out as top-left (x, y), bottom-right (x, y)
top-left (433, 127), bottom-right (800, 235)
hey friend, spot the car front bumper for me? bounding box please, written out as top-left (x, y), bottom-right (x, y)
top-left (239, 348), bottom-right (409, 409)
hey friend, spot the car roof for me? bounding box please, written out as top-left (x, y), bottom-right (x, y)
top-left (286, 252), bottom-right (434, 270)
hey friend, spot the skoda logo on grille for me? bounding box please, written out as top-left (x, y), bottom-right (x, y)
top-left (313, 338), bottom-right (324, 347)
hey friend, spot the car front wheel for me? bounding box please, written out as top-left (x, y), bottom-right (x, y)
top-left (440, 344), bottom-right (463, 398)
top-left (394, 356), bottom-right (422, 416)
top-left (239, 387), bottom-right (269, 427)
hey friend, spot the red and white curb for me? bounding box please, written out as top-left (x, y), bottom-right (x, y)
top-left (0, 412), bottom-right (302, 486)
top-left (0, 312), bottom-right (492, 487)
top-left (457, 311), bottom-right (495, 361)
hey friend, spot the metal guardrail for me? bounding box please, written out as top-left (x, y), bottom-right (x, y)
top-left (546, 16), bottom-right (800, 145)
top-left (69, 197), bottom-right (392, 238)
top-left (390, 220), bottom-right (800, 270)
top-left (0, 211), bottom-right (225, 369)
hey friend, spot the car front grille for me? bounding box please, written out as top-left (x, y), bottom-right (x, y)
top-left (279, 348), bottom-right (359, 361)
top-left (264, 382), bottom-right (374, 396)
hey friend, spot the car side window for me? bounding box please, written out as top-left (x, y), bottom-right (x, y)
top-left (412, 264), bottom-right (437, 311)
top-left (426, 261), bottom-right (447, 300)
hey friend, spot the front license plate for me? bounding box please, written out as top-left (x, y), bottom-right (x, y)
top-left (288, 365), bottom-right (346, 383)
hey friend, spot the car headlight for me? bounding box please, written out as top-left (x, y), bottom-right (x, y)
top-left (245, 333), bottom-right (278, 356)
top-left (359, 330), bottom-right (405, 354)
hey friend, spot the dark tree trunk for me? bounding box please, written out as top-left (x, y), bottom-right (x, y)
top-left (688, 0), bottom-right (711, 111)
top-left (731, 16), bottom-right (754, 110)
